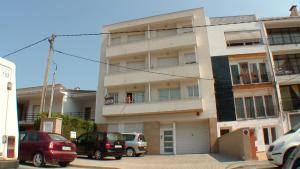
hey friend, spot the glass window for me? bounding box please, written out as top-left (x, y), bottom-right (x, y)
top-left (239, 63), bottom-right (251, 84)
top-left (265, 95), bottom-right (275, 116)
top-left (188, 85), bottom-right (199, 97)
top-left (78, 133), bottom-right (87, 143)
top-left (245, 97), bottom-right (256, 118)
top-left (133, 91), bottom-right (145, 103)
top-left (231, 65), bottom-right (240, 85)
top-left (263, 127), bottom-right (277, 145)
top-left (126, 60), bottom-right (145, 72)
top-left (88, 133), bottom-right (97, 142)
top-left (127, 32), bottom-right (145, 43)
top-left (48, 134), bottom-right (67, 141)
top-left (250, 63), bottom-right (259, 83)
top-left (235, 98), bottom-right (245, 119)
top-left (123, 134), bottom-right (135, 141)
top-left (109, 92), bottom-right (118, 104)
top-left (259, 63), bottom-right (269, 82)
top-left (170, 88), bottom-right (180, 100)
top-left (107, 133), bottom-right (123, 141)
top-left (263, 128), bottom-right (270, 145)
top-left (184, 52), bottom-right (196, 64)
top-left (157, 57), bottom-right (179, 67)
top-left (159, 89), bottom-right (169, 101)
top-left (26, 132), bottom-right (39, 141)
top-left (255, 96), bottom-right (266, 117)
top-left (271, 128), bottom-right (277, 142)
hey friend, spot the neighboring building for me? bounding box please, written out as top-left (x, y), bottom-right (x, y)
top-left (262, 5), bottom-right (300, 131)
top-left (18, 84), bottom-right (96, 131)
top-left (96, 8), bottom-right (218, 155)
top-left (207, 15), bottom-right (281, 156)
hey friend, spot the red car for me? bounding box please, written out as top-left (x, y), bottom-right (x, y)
top-left (19, 131), bottom-right (77, 167)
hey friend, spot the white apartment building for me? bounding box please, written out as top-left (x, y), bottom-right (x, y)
top-left (207, 15), bottom-right (282, 156)
top-left (262, 5), bottom-right (300, 131)
top-left (96, 8), bottom-right (218, 155)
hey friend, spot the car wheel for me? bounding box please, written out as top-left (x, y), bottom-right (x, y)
top-left (33, 152), bottom-right (45, 167)
top-left (115, 156), bottom-right (122, 160)
top-left (126, 148), bottom-right (136, 157)
top-left (58, 162), bottom-right (70, 167)
top-left (94, 150), bottom-right (103, 160)
top-left (283, 147), bottom-right (296, 165)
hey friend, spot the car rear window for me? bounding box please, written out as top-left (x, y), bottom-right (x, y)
top-left (138, 134), bottom-right (146, 142)
top-left (48, 133), bottom-right (67, 141)
top-left (107, 133), bottom-right (123, 141)
top-left (123, 134), bottom-right (135, 141)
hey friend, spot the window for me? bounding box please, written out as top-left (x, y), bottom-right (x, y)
top-left (109, 92), bottom-right (119, 104)
top-left (259, 63), bottom-right (269, 82)
top-left (88, 133), bottom-right (97, 142)
top-left (25, 132), bottom-right (39, 141)
top-left (187, 85), bottom-right (199, 97)
top-left (255, 96), bottom-right (266, 117)
top-left (48, 134), bottom-right (67, 141)
top-left (239, 63), bottom-right (251, 84)
top-left (264, 95), bottom-right (275, 116)
top-left (235, 98), bottom-right (245, 119)
top-left (159, 88), bottom-right (180, 101)
top-left (268, 27), bottom-right (300, 45)
top-left (263, 127), bottom-right (277, 145)
top-left (123, 134), bottom-right (135, 141)
top-left (157, 57), bottom-right (178, 67)
top-left (184, 52), bottom-right (196, 64)
top-left (245, 97), bottom-right (256, 118)
top-left (126, 60), bottom-right (145, 72)
top-left (250, 63), bottom-right (259, 83)
top-left (127, 32), bottom-right (145, 43)
top-left (274, 53), bottom-right (300, 76)
top-left (109, 63), bottom-right (120, 74)
top-left (231, 65), bottom-right (240, 84)
top-left (126, 91), bottom-right (145, 103)
top-left (225, 30), bottom-right (261, 47)
top-left (231, 62), bottom-right (269, 85)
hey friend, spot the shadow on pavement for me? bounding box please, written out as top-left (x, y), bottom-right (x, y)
top-left (209, 153), bottom-right (240, 162)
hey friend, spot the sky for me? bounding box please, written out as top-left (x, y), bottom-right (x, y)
top-left (1, 0), bottom-right (299, 90)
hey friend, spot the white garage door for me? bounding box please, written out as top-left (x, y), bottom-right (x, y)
top-left (176, 121), bottom-right (210, 154)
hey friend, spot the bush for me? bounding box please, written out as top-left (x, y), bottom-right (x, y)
top-left (34, 112), bottom-right (95, 139)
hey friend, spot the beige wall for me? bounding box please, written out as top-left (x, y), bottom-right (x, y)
top-left (218, 128), bottom-right (255, 160)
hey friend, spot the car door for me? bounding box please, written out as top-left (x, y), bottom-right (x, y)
top-left (76, 133), bottom-right (88, 155)
top-left (86, 132), bottom-right (97, 155)
top-left (18, 132), bottom-right (27, 160)
top-left (19, 132), bottom-right (39, 161)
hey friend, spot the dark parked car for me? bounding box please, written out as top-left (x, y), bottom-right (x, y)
top-left (19, 131), bottom-right (77, 167)
top-left (74, 132), bottom-right (125, 160)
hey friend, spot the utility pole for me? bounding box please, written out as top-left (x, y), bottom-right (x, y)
top-left (40, 34), bottom-right (55, 114)
top-left (48, 63), bottom-right (57, 118)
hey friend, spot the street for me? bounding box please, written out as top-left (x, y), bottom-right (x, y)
top-left (19, 154), bottom-right (279, 169)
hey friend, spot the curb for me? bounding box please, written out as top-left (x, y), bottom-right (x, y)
top-left (70, 164), bottom-right (120, 169)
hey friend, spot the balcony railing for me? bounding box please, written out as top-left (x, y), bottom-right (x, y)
top-left (268, 36), bottom-right (300, 46)
top-left (282, 98), bottom-right (300, 111)
top-left (276, 67), bottom-right (300, 76)
top-left (18, 113), bottom-right (38, 123)
top-left (232, 72), bottom-right (272, 85)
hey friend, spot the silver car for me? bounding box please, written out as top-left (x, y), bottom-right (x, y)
top-left (122, 133), bottom-right (147, 157)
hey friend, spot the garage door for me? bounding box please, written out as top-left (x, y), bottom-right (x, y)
top-left (176, 121), bottom-right (210, 154)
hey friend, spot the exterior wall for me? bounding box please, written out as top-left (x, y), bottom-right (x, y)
top-left (209, 118), bottom-right (218, 152)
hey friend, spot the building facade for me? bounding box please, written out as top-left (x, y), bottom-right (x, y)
top-left (96, 8), bottom-right (218, 154)
top-left (18, 84), bottom-right (96, 131)
top-left (207, 15), bottom-right (282, 156)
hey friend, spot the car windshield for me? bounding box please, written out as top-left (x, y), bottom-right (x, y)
top-left (48, 133), bottom-right (67, 141)
top-left (285, 124), bottom-right (300, 135)
top-left (107, 133), bottom-right (123, 141)
top-left (138, 134), bottom-right (146, 142)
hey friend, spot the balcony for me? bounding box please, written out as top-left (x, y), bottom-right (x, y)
top-left (18, 113), bottom-right (38, 124)
top-left (104, 64), bottom-right (199, 87)
top-left (102, 98), bottom-right (202, 116)
top-left (106, 32), bottom-right (196, 58)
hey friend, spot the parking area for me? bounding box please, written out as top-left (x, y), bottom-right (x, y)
top-left (19, 154), bottom-right (279, 169)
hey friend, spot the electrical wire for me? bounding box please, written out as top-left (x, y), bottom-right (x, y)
top-left (2, 37), bottom-right (49, 58)
top-left (54, 49), bottom-right (215, 80)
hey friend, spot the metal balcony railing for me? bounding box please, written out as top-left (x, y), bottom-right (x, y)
top-left (276, 67), bottom-right (300, 76)
top-left (268, 36), bottom-right (300, 46)
top-left (18, 113), bottom-right (38, 123)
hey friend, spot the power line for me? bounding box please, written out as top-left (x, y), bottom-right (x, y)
top-left (54, 49), bottom-right (216, 80)
top-left (2, 37), bottom-right (49, 58)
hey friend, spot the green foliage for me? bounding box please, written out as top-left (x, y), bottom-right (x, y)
top-left (34, 112), bottom-right (95, 139)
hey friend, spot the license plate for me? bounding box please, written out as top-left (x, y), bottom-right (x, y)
top-left (62, 146), bottom-right (71, 151)
top-left (115, 145), bottom-right (122, 148)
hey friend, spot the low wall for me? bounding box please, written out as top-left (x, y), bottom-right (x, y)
top-left (218, 128), bottom-right (257, 160)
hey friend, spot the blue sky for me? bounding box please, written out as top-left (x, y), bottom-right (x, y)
top-left (1, 0), bottom-right (298, 90)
